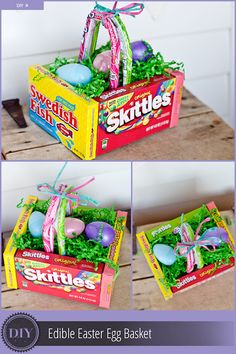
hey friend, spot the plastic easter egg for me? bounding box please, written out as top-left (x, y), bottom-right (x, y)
top-left (153, 244), bottom-right (176, 266)
top-left (64, 218), bottom-right (85, 238)
top-left (85, 221), bottom-right (115, 247)
top-left (131, 40), bottom-right (153, 62)
top-left (202, 227), bottom-right (228, 246)
top-left (28, 211), bottom-right (45, 238)
top-left (93, 50), bottom-right (112, 72)
top-left (56, 63), bottom-right (92, 86)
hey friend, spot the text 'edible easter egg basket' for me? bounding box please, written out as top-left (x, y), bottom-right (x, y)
top-left (28, 2), bottom-right (184, 160)
top-left (4, 165), bottom-right (127, 308)
top-left (137, 201), bottom-right (234, 300)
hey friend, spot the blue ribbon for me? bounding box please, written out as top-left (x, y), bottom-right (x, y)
top-left (94, 2), bottom-right (144, 17)
top-left (37, 162), bottom-right (99, 207)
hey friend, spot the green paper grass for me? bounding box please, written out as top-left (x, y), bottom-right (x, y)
top-left (47, 42), bottom-right (184, 98)
top-left (13, 201), bottom-right (121, 275)
top-left (150, 205), bottom-right (234, 288)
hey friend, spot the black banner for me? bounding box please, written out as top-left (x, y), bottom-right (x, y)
top-left (37, 321), bottom-right (235, 346)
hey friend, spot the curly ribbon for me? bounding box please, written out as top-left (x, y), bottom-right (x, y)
top-left (174, 215), bottom-right (216, 273)
top-left (79, 2), bottom-right (144, 88)
top-left (95, 1), bottom-right (144, 16)
top-left (42, 184), bottom-right (66, 253)
top-left (37, 162), bottom-right (98, 255)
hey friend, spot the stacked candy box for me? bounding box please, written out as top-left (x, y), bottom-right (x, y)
top-left (28, 2), bottom-right (184, 160)
top-left (4, 167), bottom-right (127, 308)
top-left (137, 202), bottom-right (234, 300)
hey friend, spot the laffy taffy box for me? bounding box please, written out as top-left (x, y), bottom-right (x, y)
top-left (28, 65), bottom-right (184, 160)
top-left (4, 196), bottom-right (127, 308)
top-left (137, 202), bottom-right (234, 300)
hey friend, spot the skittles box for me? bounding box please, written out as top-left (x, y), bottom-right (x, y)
top-left (28, 65), bottom-right (184, 160)
top-left (4, 196), bottom-right (127, 308)
top-left (137, 202), bottom-right (235, 300)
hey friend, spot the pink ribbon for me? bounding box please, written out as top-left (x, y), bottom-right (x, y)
top-left (38, 177), bottom-right (95, 253)
top-left (174, 217), bottom-right (216, 273)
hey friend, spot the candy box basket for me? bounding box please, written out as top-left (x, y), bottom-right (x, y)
top-left (4, 196), bottom-right (127, 308)
top-left (29, 65), bottom-right (184, 160)
top-left (136, 201), bottom-right (235, 300)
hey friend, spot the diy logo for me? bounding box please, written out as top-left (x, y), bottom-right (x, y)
top-left (1, 313), bottom-right (39, 351)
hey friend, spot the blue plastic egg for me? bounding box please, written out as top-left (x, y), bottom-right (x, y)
top-left (28, 211), bottom-right (45, 238)
top-left (56, 63), bottom-right (92, 86)
top-left (153, 244), bottom-right (176, 266)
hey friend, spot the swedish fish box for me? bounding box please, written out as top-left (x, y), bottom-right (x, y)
top-left (4, 196), bottom-right (127, 308)
top-left (29, 64), bottom-right (184, 160)
top-left (29, 65), bottom-right (98, 160)
top-left (137, 202), bottom-right (235, 300)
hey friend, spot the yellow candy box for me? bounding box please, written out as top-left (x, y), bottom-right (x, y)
top-left (29, 64), bottom-right (98, 160)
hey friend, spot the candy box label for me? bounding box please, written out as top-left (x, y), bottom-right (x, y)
top-left (15, 249), bottom-right (103, 305)
top-left (95, 73), bottom-right (183, 155)
top-left (4, 196), bottom-right (127, 308)
top-left (29, 64), bottom-right (184, 160)
top-left (137, 202), bottom-right (235, 300)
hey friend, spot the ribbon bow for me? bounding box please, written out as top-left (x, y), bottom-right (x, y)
top-left (37, 178), bottom-right (98, 210)
top-left (174, 215), bottom-right (217, 257)
top-left (174, 214), bottom-right (216, 273)
top-left (37, 161), bottom-right (98, 209)
top-left (95, 2), bottom-right (144, 17)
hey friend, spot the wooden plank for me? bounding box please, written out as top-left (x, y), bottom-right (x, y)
top-left (2, 105), bottom-right (59, 154)
top-left (133, 269), bottom-right (234, 310)
top-left (179, 88), bottom-right (212, 118)
top-left (1, 265), bottom-right (131, 311)
top-left (4, 110), bottom-right (234, 161)
top-left (133, 210), bottom-right (234, 280)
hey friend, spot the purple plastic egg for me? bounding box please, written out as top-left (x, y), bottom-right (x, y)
top-left (202, 227), bottom-right (228, 246)
top-left (85, 221), bottom-right (115, 247)
top-left (131, 40), bottom-right (153, 62)
top-left (64, 218), bottom-right (85, 238)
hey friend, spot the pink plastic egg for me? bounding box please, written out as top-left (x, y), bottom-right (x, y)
top-left (93, 50), bottom-right (112, 72)
top-left (64, 218), bottom-right (85, 238)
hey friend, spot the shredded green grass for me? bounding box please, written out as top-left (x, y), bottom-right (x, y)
top-left (14, 199), bottom-right (123, 275)
top-left (47, 42), bottom-right (184, 98)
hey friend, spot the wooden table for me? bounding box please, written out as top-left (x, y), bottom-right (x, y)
top-left (1, 227), bottom-right (131, 311)
top-left (133, 210), bottom-right (234, 310)
top-left (2, 89), bottom-right (234, 160)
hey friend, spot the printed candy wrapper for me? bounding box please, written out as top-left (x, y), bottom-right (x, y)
top-left (79, 2), bottom-right (143, 88)
top-left (112, 15), bottom-right (132, 85)
top-left (79, 7), bottom-right (120, 88)
top-left (42, 184), bottom-right (66, 253)
top-left (56, 196), bottom-right (68, 256)
top-left (137, 202), bottom-right (235, 300)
